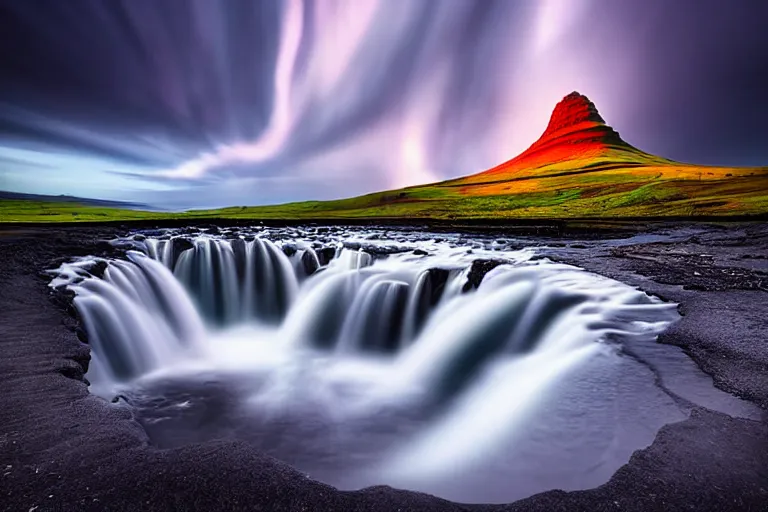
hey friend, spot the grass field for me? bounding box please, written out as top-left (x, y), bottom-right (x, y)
top-left (3, 163), bottom-right (766, 224)
top-left (4, 146), bottom-right (765, 223)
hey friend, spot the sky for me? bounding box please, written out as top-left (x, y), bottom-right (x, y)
top-left (1, 0), bottom-right (767, 209)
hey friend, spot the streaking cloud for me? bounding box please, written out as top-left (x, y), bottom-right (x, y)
top-left (1, 0), bottom-right (767, 208)
top-left (158, 0), bottom-right (305, 180)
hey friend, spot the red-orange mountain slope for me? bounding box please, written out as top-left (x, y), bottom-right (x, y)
top-left (407, 91), bottom-right (768, 217)
top-left (460, 92), bottom-right (670, 184)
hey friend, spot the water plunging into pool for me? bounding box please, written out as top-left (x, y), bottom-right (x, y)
top-left (50, 226), bottom-right (757, 503)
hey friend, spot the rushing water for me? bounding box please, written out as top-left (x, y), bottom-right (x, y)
top-left (50, 227), bottom-right (759, 503)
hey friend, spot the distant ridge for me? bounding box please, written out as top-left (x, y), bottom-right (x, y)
top-left (0, 191), bottom-right (155, 210)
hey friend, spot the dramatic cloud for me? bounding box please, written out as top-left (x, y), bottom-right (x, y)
top-left (0, 0), bottom-right (766, 208)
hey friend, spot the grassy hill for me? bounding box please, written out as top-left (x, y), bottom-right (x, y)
top-left (2, 92), bottom-right (767, 223)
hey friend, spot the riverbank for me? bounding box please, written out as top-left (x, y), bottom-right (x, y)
top-left (0, 223), bottom-right (766, 511)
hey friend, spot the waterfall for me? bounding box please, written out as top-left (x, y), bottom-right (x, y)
top-left (50, 228), bottom-right (764, 504)
top-left (157, 236), bottom-right (300, 324)
top-left (66, 252), bottom-right (205, 386)
top-left (52, 232), bottom-right (679, 394)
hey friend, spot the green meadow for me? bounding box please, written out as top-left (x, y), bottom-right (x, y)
top-left (2, 165), bottom-right (767, 224)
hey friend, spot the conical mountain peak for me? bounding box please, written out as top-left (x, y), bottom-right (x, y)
top-left (466, 92), bottom-right (637, 179)
top-left (542, 92), bottom-right (606, 137)
top-left (513, 92), bottom-right (627, 162)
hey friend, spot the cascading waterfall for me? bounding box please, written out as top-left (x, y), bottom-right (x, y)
top-left (49, 227), bottom-right (757, 504)
top-left (65, 252), bottom-right (206, 383)
top-left (151, 236), bottom-right (300, 324)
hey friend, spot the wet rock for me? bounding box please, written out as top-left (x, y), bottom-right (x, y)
top-left (406, 268), bottom-right (450, 336)
top-left (86, 260), bottom-right (108, 279)
top-left (301, 251), bottom-right (320, 275)
top-left (75, 327), bottom-right (89, 344)
top-left (59, 361), bottom-right (84, 381)
top-left (463, 259), bottom-right (507, 292)
top-left (425, 268), bottom-right (450, 304)
top-left (138, 229), bottom-right (166, 237)
top-left (344, 242), bottom-right (362, 251)
top-left (413, 249), bottom-right (428, 256)
top-left (282, 244), bottom-right (297, 257)
top-left (93, 240), bottom-right (116, 255)
top-left (110, 240), bottom-right (136, 251)
top-left (171, 237), bottom-right (194, 255)
top-left (316, 247), bottom-right (337, 266)
top-left (201, 225), bottom-right (221, 234)
top-left (359, 244), bottom-right (413, 256)
top-left (228, 239), bottom-right (247, 280)
top-left (66, 303), bottom-right (80, 320)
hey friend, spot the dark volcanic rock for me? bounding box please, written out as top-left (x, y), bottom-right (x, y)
top-left (462, 259), bottom-right (507, 292)
top-left (75, 326), bottom-right (89, 344)
top-left (610, 245), bottom-right (768, 292)
top-left (0, 224), bottom-right (767, 512)
top-left (230, 238), bottom-right (247, 280)
top-left (424, 268), bottom-right (450, 305)
top-left (407, 268), bottom-right (452, 337)
top-left (172, 237), bottom-right (195, 255)
top-left (301, 250), bottom-right (320, 275)
top-left (86, 260), bottom-right (109, 279)
top-left (281, 244), bottom-right (297, 257)
top-left (366, 245), bottom-right (411, 255)
top-left (316, 247), bottom-right (337, 266)
top-left (168, 237), bottom-right (195, 269)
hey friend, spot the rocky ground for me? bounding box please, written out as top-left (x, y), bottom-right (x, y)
top-left (1, 222), bottom-right (766, 511)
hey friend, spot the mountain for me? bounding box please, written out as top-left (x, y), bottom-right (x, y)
top-left (476, 92), bottom-right (636, 176)
top-left (269, 90), bottom-right (766, 219)
top-left (462, 92), bottom-right (664, 182)
top-left (3, 92), bottom-right (767, 222)
top-left (0, 191), bottom-right (154, 210)
top-left (0, 191), bottom-right (167, 223)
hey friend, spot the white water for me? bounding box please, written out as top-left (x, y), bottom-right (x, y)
top-left (49, 228), bottom-right (758, 503)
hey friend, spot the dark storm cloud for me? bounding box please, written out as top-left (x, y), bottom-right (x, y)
top-left (0, 0), bottom-right (766, 208)
top-left (580, 0), bottom-right (768, 166)
top-left (0, 0), bottom-right (280, 160)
